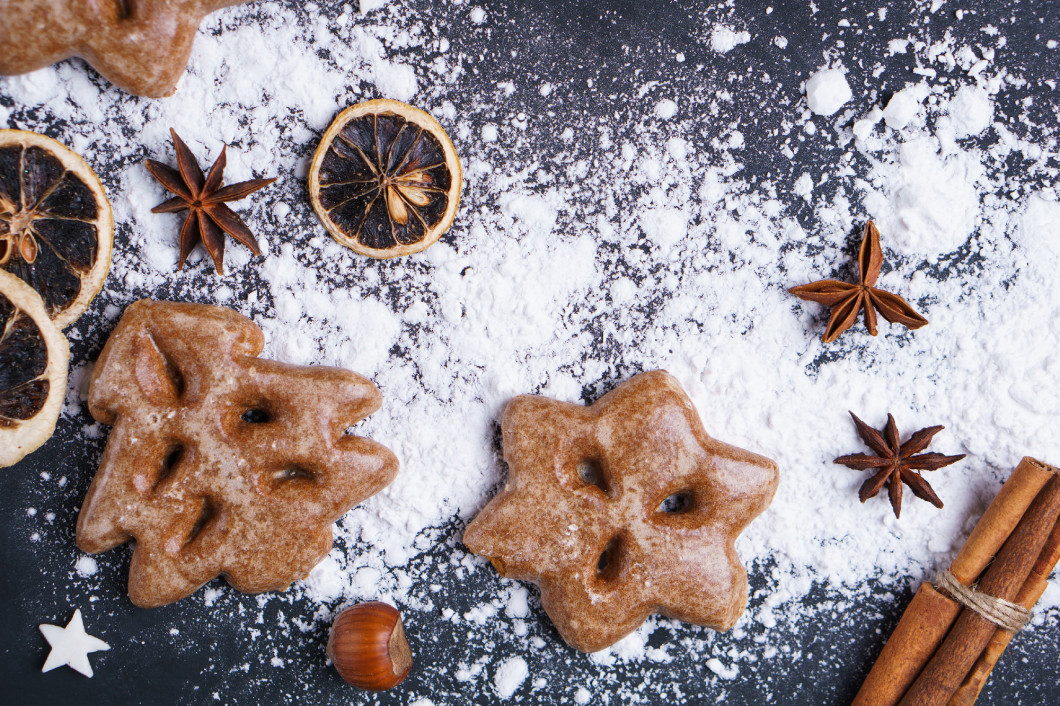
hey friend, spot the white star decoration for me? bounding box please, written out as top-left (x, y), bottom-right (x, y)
top-left (39, 609), bottom-right (110, 677)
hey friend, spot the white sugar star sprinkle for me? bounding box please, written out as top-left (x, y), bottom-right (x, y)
top-left (39, 609), bottom-right (110, 678)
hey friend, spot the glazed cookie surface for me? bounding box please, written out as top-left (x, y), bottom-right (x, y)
top-left (76, 300), bottom-right (399, 607)
top-left (464, 370), bottom-right (779, 652)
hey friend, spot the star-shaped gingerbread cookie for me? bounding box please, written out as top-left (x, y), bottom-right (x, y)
top-left (464, 370), bottom-right (779, 652)
top-left (0, 1), bottom-right (251, 97)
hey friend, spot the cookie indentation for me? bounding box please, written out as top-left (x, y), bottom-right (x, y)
top-left (658, 491), bottom-right (695, 514)
top-left (152, 443), bottom-right (185, 493)
top-left (271, 466), bottom-right (316, 487)
top-left (241, 408), bottom-right (271, 424)
top-left (595, 534), bottom-right (627, 583)
top-left (135, 332), bottom-right (185, 403)
top-left (576, 458), bottom-right (609, 494)
top-left (184, 497), bottom-right (218, 548)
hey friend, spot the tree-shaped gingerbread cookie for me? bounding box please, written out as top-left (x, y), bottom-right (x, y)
top-left (77, 300), bottom-right (399, 607)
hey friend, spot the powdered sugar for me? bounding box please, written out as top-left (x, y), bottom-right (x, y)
top-left (882, 83), bottom-right (931, 130)
top-left (653, 98), bottom-right (678, 119)
top-left (862, 136), bottom-right (983, 254)
top-left (3, 0), bottom-right (1059, 702)
top-left (493, 655), bottom-right (529, 699)
top-left (946, 85), bottom-right (994, 137)
top-left (360, 0), bottom-right (392, 13)
top-left (707, 657), bottom-right (739, 680)
top-left (74, 556), bottom-right (98, 578)
top-left (805, 67), bottom-right (853, 116)
top-left (710, 25), bottom-right (751, 54)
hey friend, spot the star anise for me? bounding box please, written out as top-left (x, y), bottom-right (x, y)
top-left (145, 129), bottom-right (276, 274)
top-left (789, 221), bottom-right (928, 343)
top-left (834, 411), bottom-right (965, 518)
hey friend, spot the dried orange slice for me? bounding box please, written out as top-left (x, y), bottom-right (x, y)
top-left (309, 99), bottom-right (462, 258)
top-left (0, 130), bottom-right (113, 328)
top-left (0, 269), bottom-right (69, 468)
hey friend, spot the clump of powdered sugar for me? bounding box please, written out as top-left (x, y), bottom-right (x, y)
top-left (3, 0), bottom-right (1059, 703)
top-left (805, 67), bottom-right (852, 116)
top-left (710, 24), bottom-right (751, 54)
top-left (493, 656), bottom-right (529, 699)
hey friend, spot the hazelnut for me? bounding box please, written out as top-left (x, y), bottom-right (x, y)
top-left (326, 602), bottom-right (412, 691)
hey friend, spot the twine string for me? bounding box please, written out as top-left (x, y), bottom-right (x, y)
top-left (934, 569), bottom-right (1032, 633)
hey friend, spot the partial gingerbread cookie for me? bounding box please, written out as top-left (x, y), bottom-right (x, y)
top-left (464, 370), bottom-right (779, 652)
top-left (0, 1), bottom-right (252, 98)
top-left (76, 300), bottom-right (399, 607)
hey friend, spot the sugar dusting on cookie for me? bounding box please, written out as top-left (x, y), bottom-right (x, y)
top-left (3, 0), bottom-right (1059, 702)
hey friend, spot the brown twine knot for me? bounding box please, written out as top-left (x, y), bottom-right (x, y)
top-left (934, 569), bottom-right (1032, 633)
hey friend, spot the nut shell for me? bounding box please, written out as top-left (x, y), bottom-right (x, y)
top-left (327, 602), bottom-right (412, 691)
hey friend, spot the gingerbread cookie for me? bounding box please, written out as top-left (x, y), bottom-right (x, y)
top-left (76, 300), bottom-right (399, 607)
top-left (0, 1), bottom-right (251, 98)
top-left (464, 370), bottom-right (779, 652)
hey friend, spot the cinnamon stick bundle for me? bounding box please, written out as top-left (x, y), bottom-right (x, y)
top-left (852, 457), bottom-right (1060, 706)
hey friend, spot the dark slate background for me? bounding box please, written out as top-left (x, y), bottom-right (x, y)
top-left (2, 1), bottom-right (1059, 704)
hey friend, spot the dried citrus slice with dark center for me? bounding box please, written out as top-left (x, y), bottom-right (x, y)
top-left (0, 269), bottom-right (69, 468)
top-left (309, 99), bottom-right (462, 258)
top-left (0, 130), bottom-right (113, 328)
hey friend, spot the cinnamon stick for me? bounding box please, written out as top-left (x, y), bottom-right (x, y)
top-left (850, 458), bottom-right (1054, 706)
top-left (851, 584), bottom-right (960, 706)
top-left (898, 473), bottom-right (1060, 706)
top-left (947, 515), bottom-right (1060, 706)
top-left (950, 458), bottom-right (1055, 584)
